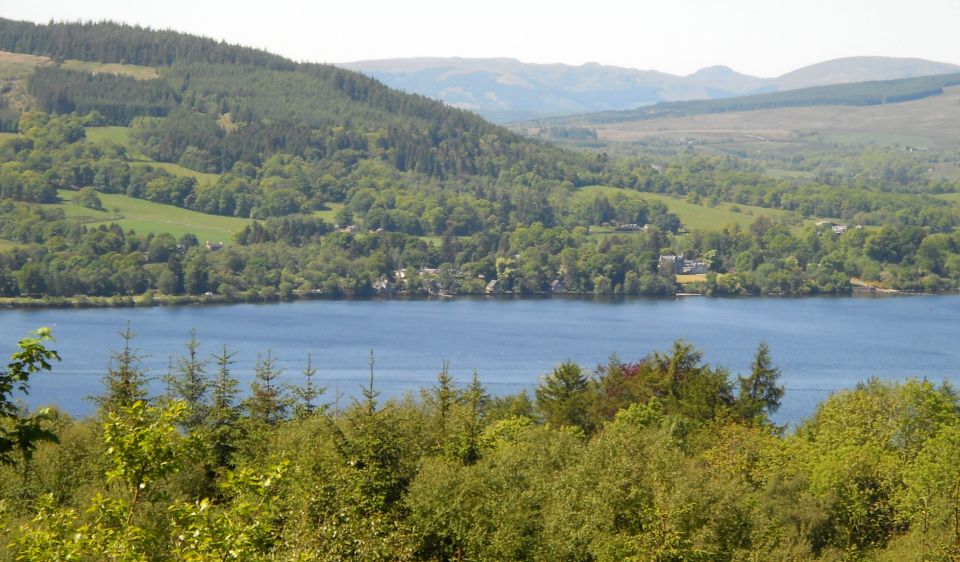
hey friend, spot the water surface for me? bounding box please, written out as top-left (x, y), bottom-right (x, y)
top-left (2, 295), bottom-right (957, 426)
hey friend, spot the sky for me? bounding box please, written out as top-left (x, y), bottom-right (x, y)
top-left (1, 0), bottom-right (958, 77)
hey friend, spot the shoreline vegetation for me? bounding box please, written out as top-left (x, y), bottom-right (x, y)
top-left (0, 282), bottom-right (927, 309)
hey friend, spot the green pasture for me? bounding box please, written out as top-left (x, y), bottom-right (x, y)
top-left (313, 202), bottom-right (344, 223)
top-left (53, 190), bottom-right (251, 242)
top-left (84, 126), bottom-right (131, 145)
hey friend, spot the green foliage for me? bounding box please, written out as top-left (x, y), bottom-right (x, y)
top-left (28, 66), bottom-right (178, 124)
top-left (163, 329), bottom-right (209, 428)
top-left (1, 20), bottom-right (960, 305)
top-left (97, 324), bottom-right (149, 415)
top-left (4, 328), bottom-right (960, 560)
top-left (536, 361), bottom-right (594, 433)
top-left (244, 350), bottom-right (286, 426)
top-left (287, 353), bottom-right (327, 418)
top-left (3, 109), bottom-right (960, 302)
top-left (102, 400), bottom-right (189, 507)
top-left (737, 342), bottom-right (785, 419)
top-left (169, 463), bottom-right (289, 561)
top-left (73, 185), bottom-right (104, 210)
top-left (203, 344), bottom-right (242, 472)
top-left (0, 327), bottom-right (59, 469)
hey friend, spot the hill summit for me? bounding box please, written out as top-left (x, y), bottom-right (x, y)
top-left (342, 56), bottom-right (960, 122)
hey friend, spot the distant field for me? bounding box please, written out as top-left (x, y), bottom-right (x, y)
top-left (0, 50), bottom-right (49, 78)
top-left (573, 185), bottom-right (803, 231)
top-left (765, 169), bottom-right (814, 180)
top-left (0, 238), bottom-right (20, 251)
top-left (0, 132), bottom-right (19, 143)
top-left (314, 202), bottom-right (344, 223)
top-left (85, 126), bottom-right (131, 145)
top-left (818, 132), bottom-right (935, 147)
top-left (577, 86), bottom-right (960, 151)
top-left (934, 192), bottom-right (960, 202)
top-left (0, 50), bottom-right (49, 112)
top-left (54, 190), bottom-right (251, 242)
top-left (130, 161), bottom-right (220, 184)
top-left (61, 59), bottom-right (159, 80)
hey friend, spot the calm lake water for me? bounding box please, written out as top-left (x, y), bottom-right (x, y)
top-left (2, 295), bottom-right (958, 426)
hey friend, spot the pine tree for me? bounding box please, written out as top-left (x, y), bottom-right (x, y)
top-left (454, 371), bottom-right (487, 465)
top-left (288, 353), bottom-right (326, 417)
top-left (535, 361), bottom-right (593, 433)
top-left (737, 342), bottom-right (785, 420)
top-left (207, 345), bottom-right (241, 469)
top-left (245, 350), bottom-right (286, 425)
top-left (360, 349), bottom-right (379, 415)
top-left (423, 361), bottom-right (456, 451)
top-left (97, 322), bottom-right (149, 415)
top-left (163, 329), bottom-right (209, 428)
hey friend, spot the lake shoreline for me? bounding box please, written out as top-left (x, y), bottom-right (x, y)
top-left (0, 286), bottom-right (936, 311)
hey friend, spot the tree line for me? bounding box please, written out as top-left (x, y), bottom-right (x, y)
top-left (2, 328), bottom-right (960, 560)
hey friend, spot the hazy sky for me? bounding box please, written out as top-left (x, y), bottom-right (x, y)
top-left (2, 0), bottom-right (958, 76)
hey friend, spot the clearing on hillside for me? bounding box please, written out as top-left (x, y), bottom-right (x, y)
top-left (53, 189), bottom-right (251, 243)
top-left (85, 126), bottom-right (221, 184)
top-left (573, 185), bottom-right (806, 231)
top-left (60, 59), bottom-right (159, 80)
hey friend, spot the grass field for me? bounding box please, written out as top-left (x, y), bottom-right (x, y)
top-left (130, 161), bottom-right (221, 184)
top-left (0, 132), bottom-right (19, 143)
top-left (0, 50), bottom-right (49, 112)
top-left (0, 238), bottom-right (20, 251)
top-left (314, 202), bottom-right (344, 223)
top-left (0, 51), bottom-right (49, 77)
top-left (573, 185), bottom-right (804, 231)
top-left (765, 169), bottom-right (814, 180)
top-left (85, 126), bottom-right (131, 145)
top-left (85, 127), bottom-right (221, 184)
top-left (54, 190), bottom-right (251, 242)
top-left (61, 59), bottom-right (159, 80)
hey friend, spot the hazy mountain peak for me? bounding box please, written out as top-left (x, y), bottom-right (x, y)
top-left (688, 65), bottom-right (738, 78)
top-left (775, 56), bottom-right (960, 89)
top-left (341, 55), bottom-right (960, 123)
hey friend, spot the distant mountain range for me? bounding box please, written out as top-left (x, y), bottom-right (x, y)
top-left (341, 57), bottom-right (960, 123)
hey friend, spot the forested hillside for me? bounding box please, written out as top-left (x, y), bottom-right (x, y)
top-left (1, 18), bottom-right (960, 301)
top-left (0, 18), bottom-right (591, 183)
top-left (543, 72), bottom-right (960, 125)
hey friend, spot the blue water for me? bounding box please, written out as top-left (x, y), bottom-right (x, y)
top-left (2, 295), bottom-right (958, 426)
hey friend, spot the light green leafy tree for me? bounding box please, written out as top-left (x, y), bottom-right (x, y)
top-left (0, 328), bottom-right (60, 481)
